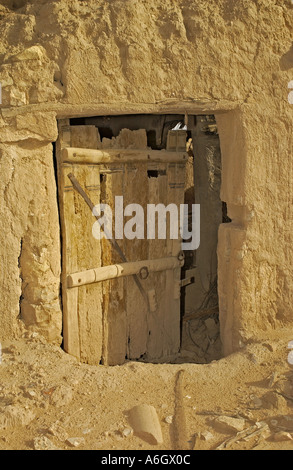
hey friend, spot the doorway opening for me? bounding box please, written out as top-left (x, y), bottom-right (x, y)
top-left (55, 113), bottom-right (228, 365)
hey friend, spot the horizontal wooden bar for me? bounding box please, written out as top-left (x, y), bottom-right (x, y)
top-left (62, 147), bottom-right (188, 164)
top-left (67, 256), bottom-right (184, 288)
top-left (1, 99), bottom-right (240, 120)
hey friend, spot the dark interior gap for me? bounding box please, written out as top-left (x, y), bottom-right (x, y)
top-left (52, 140), bottom-right (64, 350)
top-left (70, 113), bottom-right (193, 150)
top-left (17, 238), bottom-right (24, 320)
top-left (147, 169), bottom-right (166, 178)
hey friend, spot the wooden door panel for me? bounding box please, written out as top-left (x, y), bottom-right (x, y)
top-left (57, 123), bottom-right (187, 365)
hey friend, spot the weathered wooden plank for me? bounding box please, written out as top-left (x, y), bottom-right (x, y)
top-left (56, 121), bottom-right (81, 360)
top-left (60, 163), bottom-right (81, 361)
top-left (164, 162), bottom-right (186, 358)
top-left (73, 165), bottom-right (103, 364)
top-left (70, 125), bottom-right (100, 149)
top-left (124, 162), bottom-right (149, 360)
top-left (145, 164), bottom-right (169, 361)
top-left (101, 166), bottom-right (127, 365)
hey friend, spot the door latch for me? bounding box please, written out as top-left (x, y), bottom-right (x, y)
top-left (179, 276), bottom-right (195, 288)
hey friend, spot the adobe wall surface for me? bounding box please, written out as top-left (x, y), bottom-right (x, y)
top-left (0, 0), bottom-right (292, 355)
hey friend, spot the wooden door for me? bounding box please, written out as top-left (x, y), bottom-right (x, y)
top-left (56, 121), bottom-right (188, 365)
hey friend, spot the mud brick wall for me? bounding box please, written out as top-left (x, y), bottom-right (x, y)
top-left (0, 0), bottom-right (293, 356)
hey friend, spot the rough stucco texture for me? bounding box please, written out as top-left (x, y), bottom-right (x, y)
top-left (0, 0), bottom-right (293, 354)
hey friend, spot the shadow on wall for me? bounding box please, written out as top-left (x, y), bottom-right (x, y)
top-left (0, 0), bottom-right (26, 10)
top-left (280, 42), bottom-right (293, 71)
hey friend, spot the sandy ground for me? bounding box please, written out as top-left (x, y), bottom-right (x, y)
top-left (1, 328), bottom-right (293, 451)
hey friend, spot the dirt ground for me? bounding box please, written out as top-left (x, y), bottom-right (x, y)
top-left (1, 327), bottom-right (293, 451)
